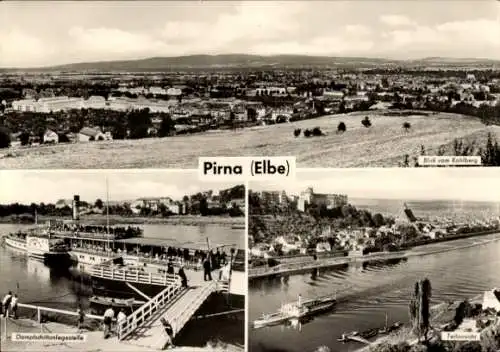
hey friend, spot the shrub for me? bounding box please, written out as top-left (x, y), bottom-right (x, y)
top-left (312, 127), bottom-right (323, 136)
top-left (362, 116), bottom-right (372, 127)
top-left (304, 129), bottom-right (311, 137)
top-left (337, 122), bottom-right (346, 133)
top-left (293, 128), bottom-right (301, 137)
top-left (0, 126), bottom-right (11, 149)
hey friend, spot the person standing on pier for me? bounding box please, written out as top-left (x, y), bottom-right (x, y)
top-left (1, 291), bottom-right (12, 318)
top-left (178, 265), bottom-right (188, 288)
top-left (167, 261), bottom-right (175, 275)
top-left (77, 305), bottom-right (85, 331)
top-left (10, 294), bottom-right (18, 319)
top-left (160, 317), bottom-right (174, 349)
top-left (203, 255), bottom-right (212, 281)
top-left (103, 306), bottom-right (115, 339)
top-left (116, 309), bottom-right (127, 335)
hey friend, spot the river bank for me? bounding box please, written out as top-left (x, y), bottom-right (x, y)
top-left (249, 230), bottom-right (500, 279)
top-left (355, 293), bottom-right (495, 352)
top-left (0, 214), bottom-right (244, 227)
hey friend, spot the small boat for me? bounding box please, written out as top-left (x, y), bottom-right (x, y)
top-left (388, 321), bottom-right (403, 332)
top-left (337, 331), bottom-right (359, 342)
top-left (89, 295), bottom-right (146, 309)
top-left (360, 328), bottom-right (379, 339)
top-left (253, 295), bottom-right (336, 329)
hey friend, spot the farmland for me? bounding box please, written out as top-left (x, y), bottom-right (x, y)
top-left (0, 112), bottom-right (498, 169)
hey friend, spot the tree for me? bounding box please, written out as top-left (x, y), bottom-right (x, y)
top-left (94, 199), bottom-right (104, 209)
top-left (403, 122), bottom-right (411, 131)
top-left (247, 107), bottom-right (257, 122)
top-left (409, 278), bottom-right (432, 342)
top-left (293, 128), bottom-right (301, 137)
top-left (373, 213), bottom-right (385, 227)
top-left (0, 126), bottom-right (11, 149)
top-left (19, 132), bottom-right (30, 146)
top-left (361, 116), bottom-right (372, 128)
top-left (337, 122), bottom-right (346, 133)
top-left (158, 115), bottom-right (176, 137)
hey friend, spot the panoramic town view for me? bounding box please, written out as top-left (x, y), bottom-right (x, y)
top-left (1, 1), bottom-right (499, 168)
top-left (248, 169), bottom-right (500, 352)
top-left (0, 171), bottom-right (245, 352)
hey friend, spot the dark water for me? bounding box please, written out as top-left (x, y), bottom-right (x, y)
top-left (249, 233), bottom-right (500, 352)
top-left (0, 223), bottom-right (244, 347)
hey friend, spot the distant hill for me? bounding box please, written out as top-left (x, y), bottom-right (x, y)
top-left (2, 54), bottom-right (500, 72)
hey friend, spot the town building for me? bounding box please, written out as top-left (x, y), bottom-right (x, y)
top-left (78, 127), bottom-right (105, 142)
top-left (297, 187), bottom-right (348, 212)
top-left (43, 129), bottom-right (59, 144)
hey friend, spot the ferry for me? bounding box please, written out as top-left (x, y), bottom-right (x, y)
top-left (4, 230), bottom-right (71, 267)
top-left (2, 194), bottom-right (246, 309)
top-left (253, 295), bottom-right (336, 329)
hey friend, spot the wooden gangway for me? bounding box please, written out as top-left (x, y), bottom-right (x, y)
top-left (89, 264), bottom-right (179, 286)
top-left (121, 280), bottom-right (220, 350)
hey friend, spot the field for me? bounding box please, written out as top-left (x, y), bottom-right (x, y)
top-left (1, 111), bottom-right (498, 169)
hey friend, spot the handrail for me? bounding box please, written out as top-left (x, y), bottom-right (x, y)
top-left (89, 265), bottom-right (179, 286)
top-left (17, 303), bottom-right (110, 323)
top-left (117, 280), bottom-right (182, 340)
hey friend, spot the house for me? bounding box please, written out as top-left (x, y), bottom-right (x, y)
top-left (55, 199), bottom-right (73, 209)
top-left (43, 129), bottom-right (59, 144)
top-left (78, 127), bottom-right (105, 142)
top-left (482, 288), bottom-right (500, 311)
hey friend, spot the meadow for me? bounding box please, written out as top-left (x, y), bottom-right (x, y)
top-left (1, 111), bottom-right (497, 169)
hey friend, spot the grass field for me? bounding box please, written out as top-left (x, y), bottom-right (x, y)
top-left (1, 111), bottom-right (498, 169)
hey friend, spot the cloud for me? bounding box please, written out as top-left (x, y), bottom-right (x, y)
top-left (0, 29), bottom-right (56, 67)
top-left (0, 171), bottom-right (239, 204)
top-left (381, 19), bottom-right (500, 57)
top-left (160, 2), bottom-right (306, 53)
top-left (380, 14), bottom-right (416, 27)
top-left (67, 26), bottom-right (170, 61)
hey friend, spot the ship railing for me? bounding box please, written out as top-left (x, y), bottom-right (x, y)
top-left (124, 255), bottom-right (203, 270)
top-left (70, 247), bottom-right (120, 257)
top-left (117, 280), bottom-right (183, 340)
top-left (89, 264), bottom-right (180, 286)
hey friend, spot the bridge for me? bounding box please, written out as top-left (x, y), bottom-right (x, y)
top-left (249, 251), bottom-right (410, 279)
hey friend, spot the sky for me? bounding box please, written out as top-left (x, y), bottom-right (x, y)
top-left (0, 170), bottom-right (240, 204)
top-left (250, 168), bottom-right (500, 203)
top-left (1, 1), bottom-right (499, 68)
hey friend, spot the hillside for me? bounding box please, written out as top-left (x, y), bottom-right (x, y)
top-left (1, 112), bottom-right (498, 169)
top-left (3, 54), bottom-right (499, 72)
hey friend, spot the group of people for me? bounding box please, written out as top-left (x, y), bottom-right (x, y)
top-left (1, 291), bottom-right (18, 319)
top-left (50, 223), bottom-right (143, 239)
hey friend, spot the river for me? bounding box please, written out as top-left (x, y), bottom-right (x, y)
top-left (0, 223), bottom-right (244, 347)
top-left (249, 232), bottom-right (500, 352)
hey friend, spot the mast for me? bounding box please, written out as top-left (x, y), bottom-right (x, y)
top-left (106, 176), bottom-right (112, 251)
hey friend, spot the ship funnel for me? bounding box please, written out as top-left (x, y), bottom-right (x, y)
top-left (72, 195), bottom-right (80, 221)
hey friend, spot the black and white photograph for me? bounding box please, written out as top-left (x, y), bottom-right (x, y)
top-left (0, 1), bottom-right (499, 168)
top-left (0, 170), bottom-right (245, 352)
top-left (248, 168), bottom-right (500, 352)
